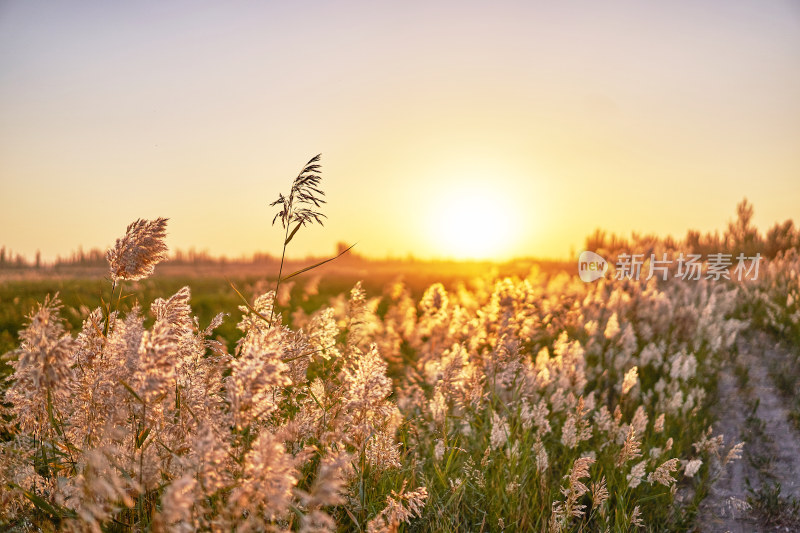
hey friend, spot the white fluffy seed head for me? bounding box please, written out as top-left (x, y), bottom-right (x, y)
top-left (106, 217), bottom-right (169, 281)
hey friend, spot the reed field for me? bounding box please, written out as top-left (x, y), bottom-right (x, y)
top-left (1, 157), bottom-right (799, 533)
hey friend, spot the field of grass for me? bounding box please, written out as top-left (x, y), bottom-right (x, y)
top-left (0, 265), bottom-right (544, 356)
top-left (1, 208), bottom-right (798, 532)
top-left (0, 258), bottom-right (766, 532)
top-left (0, 275), bottom-right (343, 353)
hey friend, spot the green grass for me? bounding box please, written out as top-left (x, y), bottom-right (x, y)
top-left (0, 271), bottom-right (495, 376)
top-left (746, 481), bottom-right (800, 529)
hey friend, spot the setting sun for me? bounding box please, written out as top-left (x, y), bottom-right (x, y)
top-left (431, 185), bottom-right (517, 260)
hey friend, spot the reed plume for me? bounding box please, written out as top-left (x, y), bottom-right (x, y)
top-left (106, 217), bottom-right (168, 281)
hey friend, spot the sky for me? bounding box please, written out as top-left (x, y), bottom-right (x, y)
top-left (1, 0), bottom-right (798, 261)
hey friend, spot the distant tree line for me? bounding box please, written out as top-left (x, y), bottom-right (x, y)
top-left (585, 199), bottom-right (799, 259)
top-left (0, 242), bottom-right (362, 270)
top-left (0, 247), bottom-right (32, 269)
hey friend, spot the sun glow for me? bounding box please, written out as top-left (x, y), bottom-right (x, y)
top-left (431, 185), bottom-right (518, 260)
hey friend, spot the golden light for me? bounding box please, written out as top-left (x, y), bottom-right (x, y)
top-left (430, 184), bottom-right (518, 260)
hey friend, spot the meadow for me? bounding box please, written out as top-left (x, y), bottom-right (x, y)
top-left (1, 167), bottom-right (799, 532)
top-left (0, 261), bottom-right (550, 358)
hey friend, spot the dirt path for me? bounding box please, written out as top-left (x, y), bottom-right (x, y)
top-left (696, 331), bottom-right (800, 532)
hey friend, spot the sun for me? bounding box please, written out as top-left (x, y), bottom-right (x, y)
top-left (431, 185), bottom-right (517, 260)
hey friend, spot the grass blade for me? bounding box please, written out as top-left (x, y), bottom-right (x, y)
top-left (279, 243), bottom-right (356, 283)
top-left (228, 279), bottom-right (272, 323)
top-left (284, 221), bottom-right (303, 245)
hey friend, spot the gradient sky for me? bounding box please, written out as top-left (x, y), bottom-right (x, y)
top-left (1, 0), bottom-right (798, 261)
